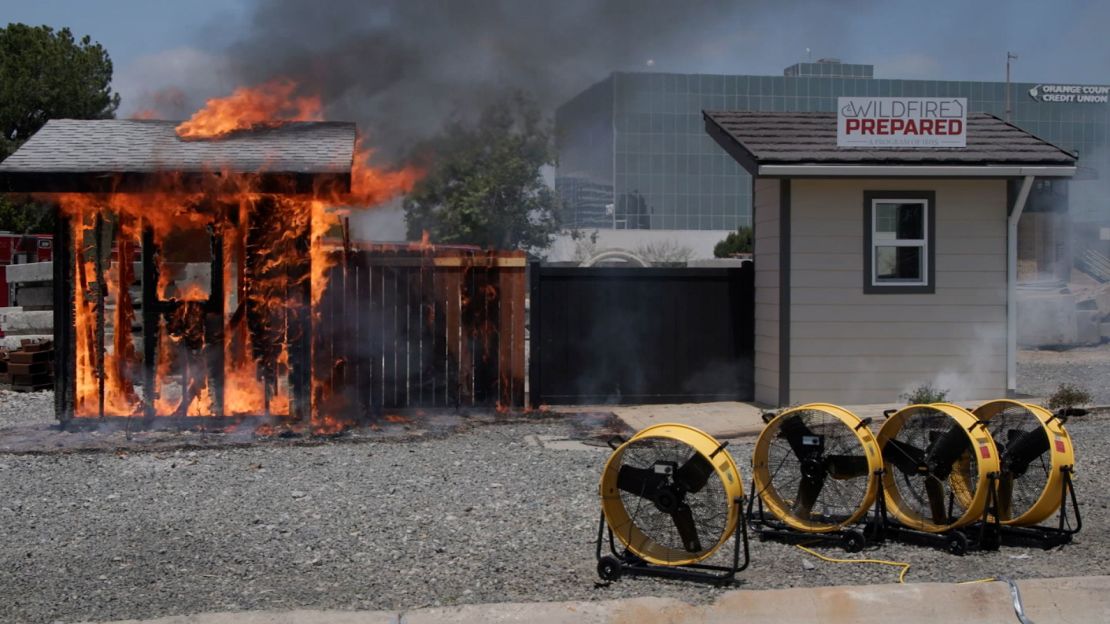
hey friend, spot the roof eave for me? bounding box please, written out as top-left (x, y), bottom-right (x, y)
top-left (755, 164), bottom-right (1077, 178)
top-left (0, 170), bottom-right (353, 195)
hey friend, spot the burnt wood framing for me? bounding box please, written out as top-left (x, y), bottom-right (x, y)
top-left (0, 171), bottom-right (351, 196)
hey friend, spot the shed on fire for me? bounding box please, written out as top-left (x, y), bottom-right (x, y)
top-left (703, 110), bottom-right (1077, 406)
top-left (0, 119), bottom-right (528, 429)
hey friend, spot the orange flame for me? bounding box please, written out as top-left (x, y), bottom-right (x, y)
top-left (175, 79), bottom-right (323, 139)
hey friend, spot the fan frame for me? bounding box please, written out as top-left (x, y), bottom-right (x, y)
top-left (599, 423), bottom-right (744, 566)
top-left (752, 403), bottom-right (883, 533)
top-left (877, 403), bottom-right (1001, 533)
top-left (971, 399), bottom-right (1076, 527)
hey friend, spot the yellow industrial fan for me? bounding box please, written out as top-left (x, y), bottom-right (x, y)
top-left (969, 400), bottom-right (1082, 546)
top-left (877, 403), bottom-right (1001, 554)
top-left (596, 423), bottom-right (749, 584)
top-left (749, 403), bottom-right (883, 551)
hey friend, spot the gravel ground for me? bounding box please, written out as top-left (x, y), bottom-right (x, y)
top-left (1018, 343), bottom-right (1110, 404)
top-left (0, 390), bottom-right (1107, 623)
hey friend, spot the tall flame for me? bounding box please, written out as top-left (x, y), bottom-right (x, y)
top-left (175, 79), bottom-right (323, 139)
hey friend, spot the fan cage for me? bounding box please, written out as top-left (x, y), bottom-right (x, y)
top-left (971, 400), bottom-right (1075, 526)
top-left (599, 423), bottom-right (743, 566)
top-left (878, 404), bottom-right (1000, 533)
top-left (752, 403), bottom-right (882, 533)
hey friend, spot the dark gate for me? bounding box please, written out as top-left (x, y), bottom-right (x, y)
top-left (529, 263), bottom-right (754, 405)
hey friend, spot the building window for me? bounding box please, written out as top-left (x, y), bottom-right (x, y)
top-left (863, 191), bottom-right (936, 294)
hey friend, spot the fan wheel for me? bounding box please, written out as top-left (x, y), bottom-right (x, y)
top-left (970, 399), bottom-right (1075, 527)
top-left (599, 423), bottom-right (744, 566)
top-left (877, 403), bottom-right (1001, 533)
top-left (597, 556), bottom-right (623, 581)
top-left (946, 531), bottom-right (969, 556)
top-left (752, 403), bottom-right (882, 533)
top-left (841, 529), bottom-right (866, 553)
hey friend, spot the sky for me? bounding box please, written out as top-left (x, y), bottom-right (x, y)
top-left (3, 0), bottom-right (1109, 123)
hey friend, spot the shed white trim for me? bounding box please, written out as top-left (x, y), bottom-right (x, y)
top-left (1007, 175), bottom-right (1035, 393)
top-left (756, 165), bottom-right (1076, 178)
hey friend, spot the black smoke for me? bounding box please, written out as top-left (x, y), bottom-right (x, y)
top-left (212, 0), bottom-right (858, 159)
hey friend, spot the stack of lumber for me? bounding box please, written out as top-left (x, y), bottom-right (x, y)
top-left (0, 338), bottom-right (53, 391)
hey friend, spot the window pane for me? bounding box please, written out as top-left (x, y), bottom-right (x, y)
top-left (897, 203), bottom-right (924, 239)
top-left (875, 202), bottom-right (924, 240)
top-left (876, 246), bottom-right (923, 281)
top-left (875, 204), bottom-right (898, 238)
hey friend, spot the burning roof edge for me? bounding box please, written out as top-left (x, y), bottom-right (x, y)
top-left (0, 119), bottom-right (356, 195)
top-left (703, 111), bottom-right (1078, 177)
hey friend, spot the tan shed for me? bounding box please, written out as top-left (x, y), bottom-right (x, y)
top-left (704, 111), bottom-right (1077, 406)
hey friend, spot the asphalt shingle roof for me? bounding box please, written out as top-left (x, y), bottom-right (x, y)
top-left (0, 119), bottom-right (356, 175)
top-left (703, 111), bottom-right (1077, 171)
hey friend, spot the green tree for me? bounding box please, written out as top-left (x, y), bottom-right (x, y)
top-left (713, 225), bottom-right (753, 258)
top-left (0, 23), bottom-right (120, 234)
top-left (403, 94), bottom-right (559, 253)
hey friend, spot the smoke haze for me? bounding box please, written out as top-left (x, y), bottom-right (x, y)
top-left (128, 0), bottom-right (867, 159)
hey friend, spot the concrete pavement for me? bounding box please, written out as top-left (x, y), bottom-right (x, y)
top-left (94, 576), bottom-right (1110, 624)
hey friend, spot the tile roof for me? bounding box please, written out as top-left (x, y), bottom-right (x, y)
top-left (703, 111), bottom-right (1077, 171)
top-left (0, 119), bottom-right (356, 175)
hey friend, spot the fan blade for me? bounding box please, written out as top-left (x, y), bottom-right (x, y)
top-left (779, 415), bottom-right (820, 459)
top-left (925, 425), bottom-right (970, 479)
top-left (997, 472), bottom-right (1014, 521)
top-left (883, 439), bottom-right (926, 475)
top-left (825, 454), bottom-right (870, 479)
top-left (1004, 428), bottom-right (1050, 477)
top-left (617, 465), bottom-right (665, 498)
top-left (924, 476), bottom-right (949, 525)
top-left (671, 503), bottom-right (703, 553)
top-left (676, 452), bottom-right (713, 494)
top-left (792, 473), bottom-right (826, 519)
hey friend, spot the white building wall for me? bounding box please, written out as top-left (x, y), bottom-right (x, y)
top-left (787, 178), bottom-right (1008, 405)
top-left (546, 228), bottom-right (734, 263)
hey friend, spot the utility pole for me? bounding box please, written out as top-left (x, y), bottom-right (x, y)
top-left (1006, 51), bottom-right (1018, 121)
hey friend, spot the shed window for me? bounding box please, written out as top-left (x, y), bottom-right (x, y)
top-left (864, 191), bottom-right (935, 294)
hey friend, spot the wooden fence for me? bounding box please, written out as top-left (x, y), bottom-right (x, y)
top-left (315, 246), bottom-right (527, 415)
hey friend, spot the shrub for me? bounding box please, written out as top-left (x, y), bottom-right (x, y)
top-left (900, 383), bottom-right (949, 405)
top-left (1046, 383), bottom-right (1092, 412)
top-left (713, 226), bottom-right (753, 258)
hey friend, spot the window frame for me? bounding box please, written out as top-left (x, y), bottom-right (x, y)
top-left (863, 190), bottom-right (936, 294)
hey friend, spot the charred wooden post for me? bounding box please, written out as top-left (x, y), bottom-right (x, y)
top-left (141, 224), bottom-right (158, 423)
top-left (113, 216), bottom-right (138, 415)
top-left (206, 217), bottom-right (225, 418)
top-left (287, 207), bottom-right (312, 423)
top-left (93, 212), bottom-right (107, 419)
top-left (245, 197), bottom-right (282, 418)
top-left (53, 210), bottom-right (75, 424)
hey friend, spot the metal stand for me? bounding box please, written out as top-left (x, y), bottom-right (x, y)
top-left (744, 476), bottom-right (875, 553)
top-left (996, 466), bottom-right (1082, 549)
top-left (595, 497), bottom-right (750, 586)
top-left (871, 471), bottom-right (1001, 555)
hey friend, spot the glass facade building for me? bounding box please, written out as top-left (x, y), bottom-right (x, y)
top-left (555, 60), bottom-right (1110, 230)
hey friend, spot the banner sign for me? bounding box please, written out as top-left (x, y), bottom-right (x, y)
top-left (1029, 84), bottom-right (1110, 104)
top-left (837, 97), bottom-right (967, 148)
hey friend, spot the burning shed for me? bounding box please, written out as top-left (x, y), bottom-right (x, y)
top-left (0, 113), bottom-right (526, 433)
top-left (0, 118), bottom-right (357, 429)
